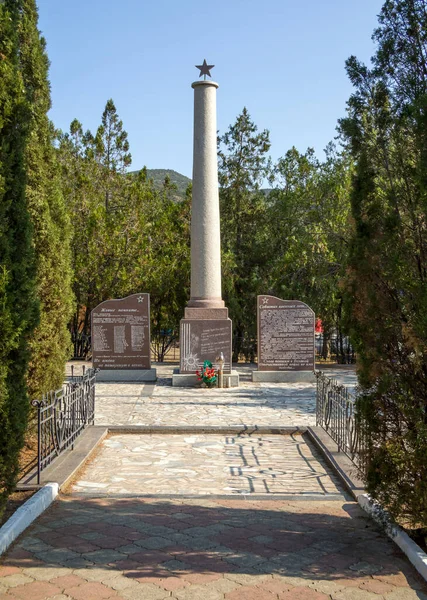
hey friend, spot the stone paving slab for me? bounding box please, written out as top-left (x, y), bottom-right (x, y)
top-left (95, 389), bottom-right (317, 428)
top-left (94, 365), bottom-right (357, 429)
top-left (70, 434), bottom-right (345, 497)
top-left (1, 495), bottom-right (426, 599)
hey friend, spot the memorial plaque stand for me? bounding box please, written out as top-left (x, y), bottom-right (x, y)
top-left (91, 293), bottom-right (156, 382)
top-left (172, 67), bottom-right (238, 387)
top-left (173, 308), bottom-right (237, 388)
top-left (252, 295), bottom-right (316, 383)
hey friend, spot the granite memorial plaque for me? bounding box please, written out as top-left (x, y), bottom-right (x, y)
top-left (258, 295), bottom-right (315, 371)
top-left (92, 293), bottom-right (151, 370)
top-left (180, 319), bottom-right (232, 373)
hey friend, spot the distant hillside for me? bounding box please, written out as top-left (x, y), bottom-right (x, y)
top-left (131, 168), bottom-right (191, 199)
top-left (132, 169), bottom-right (272, 200)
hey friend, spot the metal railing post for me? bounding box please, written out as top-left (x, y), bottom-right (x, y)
top-left (37, 404), bottom-right (42, 485)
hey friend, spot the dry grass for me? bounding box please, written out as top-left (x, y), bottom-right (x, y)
top-left (0, 490), bottom-right (36, 528)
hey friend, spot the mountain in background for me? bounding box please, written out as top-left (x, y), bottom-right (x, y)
top-left (131, 168), bottom-right (191, 200)
top-left (132, 168), bottom-right (272, 200)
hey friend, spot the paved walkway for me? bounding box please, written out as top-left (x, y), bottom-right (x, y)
top-left (1, 497), bottom-right (426, 599)
top-left (2, 363), bottom-right (427, 599)
top-left (71, 433), bottom-right (344, 497)
top-left (94, 364), bottom-right (357, 429)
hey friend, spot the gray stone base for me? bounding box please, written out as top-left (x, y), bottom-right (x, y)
top-left (252, 370), bottom-right (316, 383)
top-left (172, 369), bottom-right (239, 388)
top-left (95, 369), bottom-right (157, 382)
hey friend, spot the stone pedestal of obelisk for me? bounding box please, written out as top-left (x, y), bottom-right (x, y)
top-left (173, 77), bottom-right (238, 387)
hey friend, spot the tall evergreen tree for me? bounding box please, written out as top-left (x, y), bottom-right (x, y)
top-left (19, 0), bottom-right (73, 399)
top-left (340, 0), bottom-right (427, 526)
top-left (94, 99), bottom-right (131, 212)
top-left (58, 104), bottom-right (157, 354)
top-left (58, 115), bottom-right (191, 360)
top-left (0, 0), bottom-right (38, 515)
top-left (142, 178), bottom-right (191, 360)
top-left (218, 108), bottom-right (272, 361)
top-left (267, 145), bottom-right (353, 360)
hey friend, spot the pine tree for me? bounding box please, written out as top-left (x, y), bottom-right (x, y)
top-left (0, 0), bottom-right (38, 515)
top-left (218, 108), bottom-right (272, 361)
top-left (18, 0), bottom-right (73, 399)
top-left (58, 102), bottom-right (147, 353)
top-left (142, 178), bottom-right (191, 360)
top-left (267, 145), bottom-right (352, 361)
top-left (94, 99), bottom-right (131, 212)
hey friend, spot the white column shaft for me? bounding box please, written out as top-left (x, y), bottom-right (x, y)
top-left (189, 80), bottom-right (224, 308)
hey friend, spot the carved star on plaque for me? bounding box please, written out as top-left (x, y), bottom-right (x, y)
top-left (262, 298), bottom-right (269, 305)
top-left (196, 59), bottom-right (214, 78)
top-left (137, 296), bottom-right (144, 303)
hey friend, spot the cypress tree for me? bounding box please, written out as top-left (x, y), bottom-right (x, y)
top-left (0, 0), bottom-right (38, 514)
top-left (19, 0), bottom-right (73, 398)
top-left (340, 0), bottom-right (427, 526)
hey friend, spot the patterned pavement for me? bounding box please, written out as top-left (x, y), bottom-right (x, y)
top-left (1, 496), bottom-right (426, 599)
top-left (2, 364), bottom-right (426, 599)
top-left (70, 433), bottom-right (344, 497)
top-left (94, 365), bottom-right (358, 429)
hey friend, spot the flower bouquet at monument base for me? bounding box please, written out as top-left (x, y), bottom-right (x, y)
top-left (196, 360), bottom-right (217, 388)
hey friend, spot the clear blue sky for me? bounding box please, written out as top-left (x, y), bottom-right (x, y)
top-left (38, 0), bottom-right (384, 178)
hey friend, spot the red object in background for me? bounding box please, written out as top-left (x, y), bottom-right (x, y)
top-left (315, 318), bottom-right (323, 333)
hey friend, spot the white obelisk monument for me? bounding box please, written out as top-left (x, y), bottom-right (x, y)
top-left (173, 60), bottom-right (238, 387)
top-left (188, 77), bottom-right (223, 309)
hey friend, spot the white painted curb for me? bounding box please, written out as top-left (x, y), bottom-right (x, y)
top-left (358, 493), bottom-right (427, 583)
top-left (0, 483), bottom-right (59, 556)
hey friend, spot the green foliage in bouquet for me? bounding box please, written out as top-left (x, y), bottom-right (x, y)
top-left (196, 360), bottom-right (217, 388)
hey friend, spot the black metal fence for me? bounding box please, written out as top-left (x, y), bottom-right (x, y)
top-left (72, 331), bottom-right (91, 360)
top-left (32, 367), bottom-right (97, 484)
top-left (316, 371), bottom-right (367, 475)
top-left (151, 329), bottom-right (179, 362)
top-left (315, 333), bottom-right (356, 364)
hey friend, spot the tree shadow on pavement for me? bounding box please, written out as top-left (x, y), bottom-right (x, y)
top-left (2, 497), bottom-right (426, 598)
